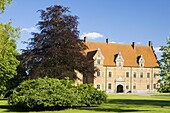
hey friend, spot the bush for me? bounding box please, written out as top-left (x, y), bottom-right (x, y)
top-left (76, 84), bottom-right (107, 106)
top-left (8, 77), bottom-right (78, 110)
top-left (8, 77), bottom-right (107, 110)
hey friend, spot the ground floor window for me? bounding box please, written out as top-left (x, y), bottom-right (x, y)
top-left (147, 84), bottom-right (150, 89)
top-left (126, 85), bottom-right (129, 89)
top-left (133, 84), bottom-right (136, 89)
top-left (154, 84), bottom-right (156, 89)
top-left (97, 84), bottom-right (100, 89)
top-left (108, 83), bottom-right (112, 89)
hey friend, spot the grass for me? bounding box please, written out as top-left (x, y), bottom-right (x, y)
top-left (0, 94), bottom-right (170, 113)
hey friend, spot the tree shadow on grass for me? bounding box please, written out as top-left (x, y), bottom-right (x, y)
top-left (76, 107), bottom-right (149, 112)
top-left (0, 105), bottom-right (30, 112)
top-left (1, 99), bottom-right (169, 112)
top-left (0, 104), bottom-right (69, 112)
top-left (108, 99), bottom-right (170, 107)
top-left (75, 99), bottom-right (170, 112)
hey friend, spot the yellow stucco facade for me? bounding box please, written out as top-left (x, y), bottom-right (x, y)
top-left (78, 37), bottom-right (160, 93)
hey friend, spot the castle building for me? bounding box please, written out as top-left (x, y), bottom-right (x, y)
top-left (83, 37), bottom-right (160, 93)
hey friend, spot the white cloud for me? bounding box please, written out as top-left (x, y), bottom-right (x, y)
top-left (136, 42), bottom-right (141, 45)
top-left (80, 32), bottom-right (104, 40)
top-left (21, 27), bottom-right (38, 33)
top-left (154, 47), bottom-right (162, 53)
top-left (110, 41), bottom-right (117, 43)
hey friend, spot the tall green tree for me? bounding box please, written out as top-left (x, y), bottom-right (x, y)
top-left (21, 5), bottom-right (95, 80)
top-left (158, 38), bottom-right (170, 92)
top-left (0, 22), bottom-right (20, 97)
top-left (0, 0), bottom-right (21, 97)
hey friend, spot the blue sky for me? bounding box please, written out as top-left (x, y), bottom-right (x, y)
top-left (1, 0), bottom-right (170, 58)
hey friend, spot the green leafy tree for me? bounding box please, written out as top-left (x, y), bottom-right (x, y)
top-left (0, 0), bottom-right (12, 13)
top-left (158, 38), bottom-right (170, 92)
top-left (21, 5), bottom-right (95, 80)
top-left (0, 0), bottom-right (20, 97)
top-left (0, 22), bottom-right (20, 97)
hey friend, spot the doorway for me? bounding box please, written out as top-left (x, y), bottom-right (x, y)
top-left (117, 85), bottom-right (123, 93)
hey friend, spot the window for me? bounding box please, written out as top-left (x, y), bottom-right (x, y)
top-left (97, 59), bottom-right (100, 64)
top-left (117, 62), bottom-right (123, 67)
top-left (126, 72), bottom-right (129, 78)
top-left (140, 72), bottom-right (143, 78)
top-left (97, 84), bottom-right (100, 89)
top-left (108, 72), bottom-right (112, 77)
top-left (154, 73), bottom-right (157, 78)
top-left (133, 72), bottom-right (136, 78)
top-left (154, 84), bottom-right (156, 89)
top-left (147, 73), bottom-right (150, 78)
top-left (97, 71), bottom-right (100, 77)
top-left (98, 53), bottom-right (101, 57)
top-left (126, 85), bottom-right (129, 89)
top-left (140, 63), bottom-right (144, 67)
top-left (147, 84), bottom-right (150, 89)
top-left (133, 84), bottom-right (136, 89)
top-left (108, 83), bottom-right (112, 89)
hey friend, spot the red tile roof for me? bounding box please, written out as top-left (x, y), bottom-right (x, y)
top-left (85, 42), bottom-right (159, 67)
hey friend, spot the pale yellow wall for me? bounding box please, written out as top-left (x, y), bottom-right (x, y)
top-left (93, 66), bottom-right (160, 93)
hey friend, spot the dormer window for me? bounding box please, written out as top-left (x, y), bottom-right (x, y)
top-left (115, 52), bottom-right (124, 67)
top-left (97, 59), bottom-right (100, 64)
top-left (93, 48), bottom-right (104, 65)
top-left (138, 55), bottom-right (145, 67)
top-left (98, 53), bottom-right (101, 57)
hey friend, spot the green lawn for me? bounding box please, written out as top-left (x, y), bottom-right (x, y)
top-left (1, 94), bottom-right (170, 113)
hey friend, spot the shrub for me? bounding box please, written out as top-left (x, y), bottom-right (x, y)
top-left (8, 77), bottom-right (107, 110)
top-left (8, 77), bottom-right (78, 110)
top-left (76, 84), bottom-right (107, 106)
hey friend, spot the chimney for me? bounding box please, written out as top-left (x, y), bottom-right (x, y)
top-left (149, 41), bottom-right (152, 47)
top-left (84, 36), bottom-right (87, 43)
top-left (106, 38), bottom-right (109, 44)
top-left (132, 42), bottom-right (136, 49)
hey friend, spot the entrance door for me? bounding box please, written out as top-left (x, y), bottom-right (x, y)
top-left (117, 85), bottom-right (123, 93)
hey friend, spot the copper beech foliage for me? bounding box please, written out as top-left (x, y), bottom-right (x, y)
top-left (21, 5), bottom-right (96, 80)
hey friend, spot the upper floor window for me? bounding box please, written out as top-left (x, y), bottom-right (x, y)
top-left (119, 62), bottom-right (122, 67)
top-left (97, 59), bottom-right (100, 64)
top-left (126, 72), bottom-right (129, 78)
top-left (108, 72), bottom-right (112, 77)
top-left (138, 55), bottom-right (145, 67)
top-left (98, 53), bottom-right (101, 58)
top-left (97, 71), bottom-right (100, 77)
top-left (154, 73), bottom-right (157, 78)
top-left (115, 52), bottom-right (124, 67)
top-left (140, 72), bottom-right (143, 78)
top-left (133, 72), bottom-right (136, 78)
top-left (108, 83), bottom-right (112, 89)
top-left (147, 72), bottom-right (150, 78)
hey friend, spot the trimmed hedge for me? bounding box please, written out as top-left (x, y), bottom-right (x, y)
top-left (8, 77), bottom-right (107, 110)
